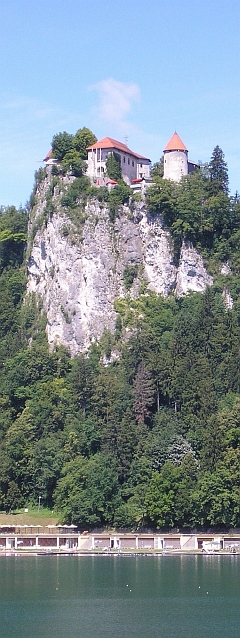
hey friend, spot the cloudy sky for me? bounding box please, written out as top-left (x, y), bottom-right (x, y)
top-left (0, 0), bottom-right (239, 206)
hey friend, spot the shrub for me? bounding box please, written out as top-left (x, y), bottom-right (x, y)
top-left (108, 182), bottom-right (131, 222)
top-left (61, 177), bottom-right (91, 208)
top-left (123, 264), bottom-right (139, 290)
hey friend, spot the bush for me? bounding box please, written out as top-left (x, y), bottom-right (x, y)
top-left (61, 177), bottom-right (91, 208)
top-left (108, 182), bottom-right (131, 222)
top-left (123, 264), bottom-right (139, 290)
top-left (62, 151), bottom-right (87, 177)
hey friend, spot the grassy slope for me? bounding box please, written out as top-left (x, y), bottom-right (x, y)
top-left (0, 507), bottom-right (59, 526)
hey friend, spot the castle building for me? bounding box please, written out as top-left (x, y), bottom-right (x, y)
top-left (163, 132), bottom-right (198, 182)
top-left (43, 133), bottom-right (198, 188)
top-left (86, 137), bottom-right (151, 185)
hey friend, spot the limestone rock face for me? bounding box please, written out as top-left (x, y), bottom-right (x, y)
top-left (176, 242), bottom-right (213, 296)
top-left (27, 180), bottom-right (213, 354)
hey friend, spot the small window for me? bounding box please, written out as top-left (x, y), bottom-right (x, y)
top-left (128, 158), bottom-right (130, 165)
top-left (132, 160), bottom-right (134, 167)
top-left (123, 157), bottom-right (125, 163)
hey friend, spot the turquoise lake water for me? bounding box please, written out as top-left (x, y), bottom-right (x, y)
top-left (0, 555), bottom-right (239, 638)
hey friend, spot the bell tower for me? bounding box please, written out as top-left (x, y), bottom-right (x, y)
top-left (163, 132), bottom-right (188, 182)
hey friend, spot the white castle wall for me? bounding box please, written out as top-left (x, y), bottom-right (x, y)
top-left (164, 149), bottom-right (188, 181)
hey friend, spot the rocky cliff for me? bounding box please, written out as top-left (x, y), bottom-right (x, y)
top-left (26, 172), bottom-right (213, 354)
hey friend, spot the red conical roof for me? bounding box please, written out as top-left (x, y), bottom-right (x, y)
top-left (164, 132), bottom-right (188, 152)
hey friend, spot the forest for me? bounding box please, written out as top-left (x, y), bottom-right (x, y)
top-left (0, 142), bottom-right (239, 531)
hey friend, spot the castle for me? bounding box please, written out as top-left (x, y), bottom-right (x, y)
top-left (86, 136), bottom-right (151, 185)
top-left (44, 132), bottom-right (198, 185)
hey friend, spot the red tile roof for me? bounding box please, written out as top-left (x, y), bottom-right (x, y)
top-left (164, 132), bottom-right (188, 152)
top-left (43, 149), bottom-right (53, 161)
top-left (87, 137), bottom-right (150, 160)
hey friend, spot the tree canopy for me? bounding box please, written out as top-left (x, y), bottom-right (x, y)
top-left (52, 127), bottom-right (97, 176)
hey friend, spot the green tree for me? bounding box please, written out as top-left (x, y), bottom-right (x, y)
top-left (74, 127), bottom-right (97, 159)
top-left (54, 453), bottom-right (120, 527)
top-left (0, 206), bottom-right (27, 271)
top-left (68, 354), bottom-right (95, 417)
top-left (4, 481), bottom-right (24, 513)
top-left (132, 361), bottom-right (155, 424)
top-left (147, 177), bottom-right (177, 226)
top-left (30, 434), bottom-right (65, 506)
top-left (145, 463), bottom-right (179, 528)
top-left (4, 407), bottom-right (35, 493)
top-left (108, 182), bottom-right (131, 222)
top-left (174, 168), bottom-right (212, 246)
top-left (174, 453), bottom-right (199, 527)
top-left (52, 131), bottom-right (75, 161)
top-left (151, 156), bottom-right (164, 179)
top-left (61, 176), bottom-right (91, 207)
top-left (62, 150), bottom-right (87, 177)
top-left (191, 469), bottom-right (240, 528)
top-left (106, 152), bottom-right (122, 180)
top-left (208, 145), bottom-right (229, 195)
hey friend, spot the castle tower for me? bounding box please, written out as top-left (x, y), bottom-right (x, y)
top-left (163, 132), bottom-right (188, 182)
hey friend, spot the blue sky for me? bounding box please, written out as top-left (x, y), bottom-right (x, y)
top-left (0, 0), bottom-right (239, 206)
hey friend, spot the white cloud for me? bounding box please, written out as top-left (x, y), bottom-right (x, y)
top-left (89, 78), bottom-right (140, 130)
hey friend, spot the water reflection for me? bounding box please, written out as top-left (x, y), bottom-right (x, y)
top-left (0, 555), bottom-right (239, 638)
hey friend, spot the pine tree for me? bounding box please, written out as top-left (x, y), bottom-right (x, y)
top-left (209, 145), bottom-right (229, 195)
top-left (132, 361), bottom-right (155, 424)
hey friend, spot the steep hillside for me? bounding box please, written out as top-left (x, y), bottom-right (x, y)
top-left (27, 168), bottom-right (212, 354)
top-left (0, 145), bottom-right (239, 531)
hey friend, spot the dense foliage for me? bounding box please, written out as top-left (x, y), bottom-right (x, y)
top-left (147, 147), bottom-right (240, 273)
top-left (0, 146), bottom-right (240, 531)
top-left (106, 152), bottom-right (122, 181)
top-left (52, 127), bottom-right (97, 177)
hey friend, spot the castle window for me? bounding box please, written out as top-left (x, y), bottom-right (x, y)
top-left (132, 160), bottom-right (134, 167)
top-left (128, 158), bottom-right (130, 165)
top-left (123, 157), bottom-right (125, 163)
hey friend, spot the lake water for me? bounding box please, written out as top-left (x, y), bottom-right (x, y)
top-left (0, 555), bottom-right (239, 638)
